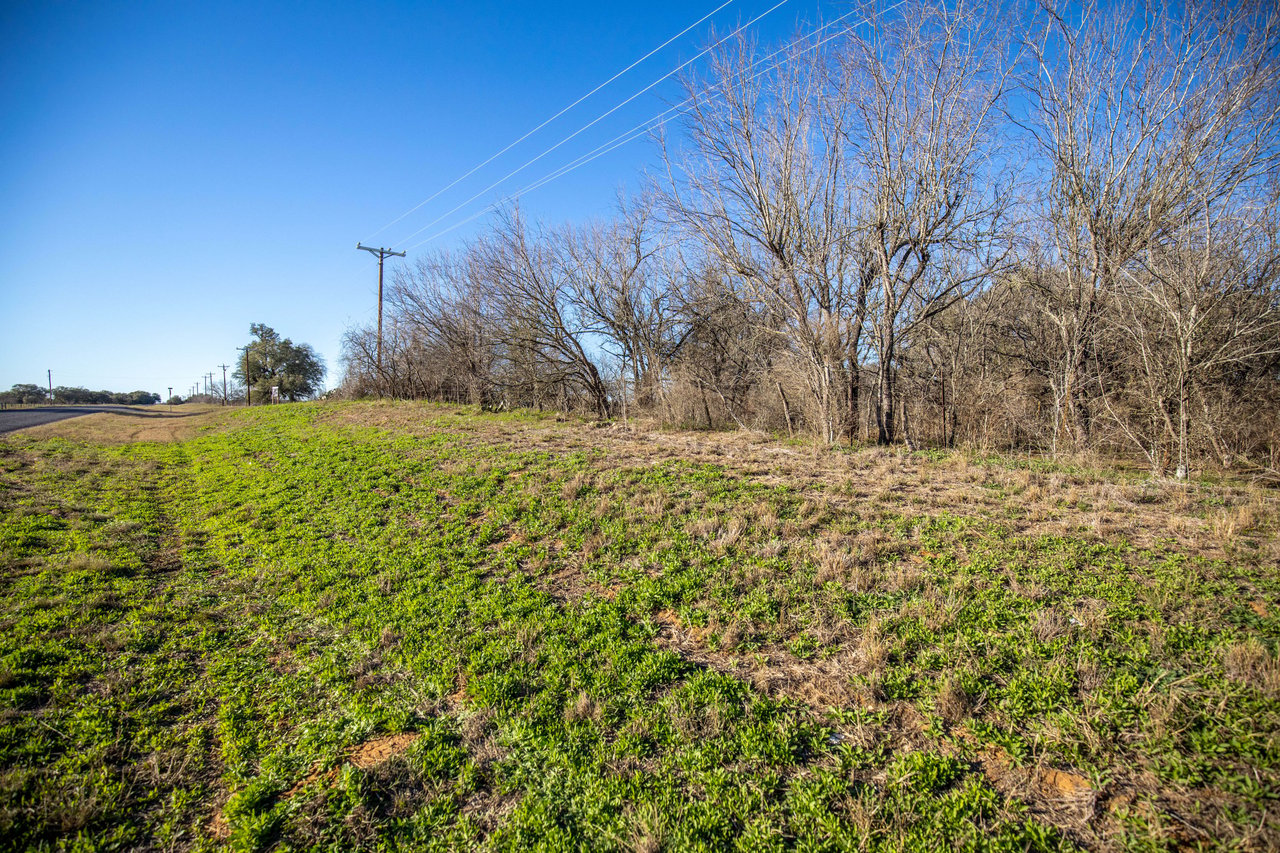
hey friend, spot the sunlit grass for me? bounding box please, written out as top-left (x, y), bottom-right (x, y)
top-left (1, 401), bottom-right (1276, 850)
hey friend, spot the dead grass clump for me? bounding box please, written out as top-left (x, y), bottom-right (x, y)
top-left (814, 540), bottom-right (854, 586)
top-left (565, 691), bottom-right (602, 723)
top-left (936, 678), bottom-right (972, 724)
top-left (66, 553), bottom-right (115, 575)
top-left (1075, 659), bottom-right (1105, 692)
top-left (710, 520), bottom-right (743, 554)
top-left (377, 626), bottom-right (401, 650)
top-left (1212, 495), bottom-right (1267, 542)
top-left (672, 702), bottom-right (724, 740)
top-left (1032, 609), bottom-right (1070, 644)
top-left (642, 489), bottom-right (669, 516)
top-left (886, 562), bottom-right (923, 594)
top-left (1069, 600), bottom-right (1108, 641)
top-left (1223, 638), bottom-right (1280, 696)
top-left (625, 803), bottom-right (667, 853)
top-left (756, 539), bottom-right (786, 560)
top-left (561, 472), bottom-right (591, 501)
top-left (753, 500), bottom-right (780, 534)
top-left (720, 621), bottom-right (745, 650)
top-left (581, 532), bottom-right (606, 561)
top-left (922, 588), bottom-right (962, 632)
top-left (857, 618), bottom-right (888, 672)
top-left (688, 516), bottom-right (720, 540)
top-left (852, 528), bottom-right (887, 566)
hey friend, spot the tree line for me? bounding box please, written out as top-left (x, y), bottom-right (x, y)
top-left (340, 0), bottom-right (1280, 478)
top-left (0, 385), bottom-right (161, 405)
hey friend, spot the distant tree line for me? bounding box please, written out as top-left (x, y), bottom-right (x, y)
top-left (341, 0), bottom-right (1280, 478)
top-left (0, 384), bottom-right (160, 405)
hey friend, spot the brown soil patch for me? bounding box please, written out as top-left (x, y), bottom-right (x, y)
top-left (283, 732), bottom-right (421, 799)
top-left (1039, 767), bottom-right (1093, 797)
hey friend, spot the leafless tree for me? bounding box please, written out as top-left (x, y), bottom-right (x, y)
top-left (479, 208), bottom-right (612, 418)
top-left (837, 0), bottom-right (1018, 443)
top-left (663, 31), bottom-right (867, 443)
top-left (561, 194), bottom-right (685, 410)
top-left (1017, 0), bottom-right (1280, 457)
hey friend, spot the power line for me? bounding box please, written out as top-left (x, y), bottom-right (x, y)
top-left (405, 4), bottom-right (889, 252)
top-left (363, 1), bottom-right (741, 245)
top-left (391, 0), bottom-right (793, 250)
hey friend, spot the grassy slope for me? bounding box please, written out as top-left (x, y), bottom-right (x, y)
top-left (0, 402), bottom-right (1277, 851)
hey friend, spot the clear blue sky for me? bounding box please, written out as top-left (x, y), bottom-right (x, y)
top-left (0, 0), bottom-right (834, 398)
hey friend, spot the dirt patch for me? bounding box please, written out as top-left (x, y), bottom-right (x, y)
top-left (283, 733), bottom-right (421, 799)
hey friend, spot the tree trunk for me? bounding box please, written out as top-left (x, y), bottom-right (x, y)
top-left (778, 381), bottom-right (794, 440)
top-left (876, 358), bottom-right (896, 445)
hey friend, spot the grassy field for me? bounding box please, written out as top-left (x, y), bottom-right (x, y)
top-left (1, 401), bottom-right (1277, 851)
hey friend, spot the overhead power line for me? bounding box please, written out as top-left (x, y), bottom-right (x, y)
top-left (391, 0), bottom-right (793, 250)
top-left (362, 0), bottom-right (741, 244)
top-left (405, 3), bottom-right (899, 252)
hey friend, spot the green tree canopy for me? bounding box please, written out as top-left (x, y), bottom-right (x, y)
top-left (0, 384), bottom-right (47, 404)
top-left (234, 323), bottom-right (325, 402)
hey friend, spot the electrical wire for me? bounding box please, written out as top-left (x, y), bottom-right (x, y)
top-left (361, 0), bottom-right (741, 244)
top-left (404, 2), bottom-right (903, 252)
top-left (390, 0), bottom-right (793, 249)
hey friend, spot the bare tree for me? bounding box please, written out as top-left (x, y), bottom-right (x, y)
top-left (663, 32), bottom-right (867, 443)
top-left (1017, 0), bottom-right (1280, 456)
top-left (480, 208), bottom-right (612, 418)
top-left (388, 251), bottom-right (501, 407)
top-left (837, 0), bottom-right (1018, 443)
top-left (561, 194), bottom-right (685, 410)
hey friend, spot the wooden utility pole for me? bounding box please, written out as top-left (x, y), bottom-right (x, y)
top-left (242, 347), bottom-right (251, 407)
top-left (218, 364), bottom-right (229, 405)
top-left (356, 243), bottom-right (406, 371)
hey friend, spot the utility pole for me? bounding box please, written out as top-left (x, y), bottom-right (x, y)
top-left (168, 387), bottom-right (173, 411)
top-left (47, 370), bottom-right (52, 404)
top-left (356, 243), bottom-right (406, 372)
top-left (242, 346), bottom-right (251, 407)
top-left (218, 364), bottom-right (229, 405)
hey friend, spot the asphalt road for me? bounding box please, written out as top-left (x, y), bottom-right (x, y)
top-left (0, 406), bottom-right (150, 434)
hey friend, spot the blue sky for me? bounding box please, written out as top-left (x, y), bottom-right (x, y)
top-left (0, 0), bottom-right (835, 398)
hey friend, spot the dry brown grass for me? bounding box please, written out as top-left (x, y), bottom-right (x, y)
top-left (18, 404), bottom-right (232, 444)
top-left (346, 403), bottom-right (1278, 562)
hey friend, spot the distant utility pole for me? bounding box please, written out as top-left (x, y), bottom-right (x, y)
top-left (242, 346), bottom-right (251, 407)
top-left (47, 370), bottom-right (52, 403)
top-left (356, 243), bottom-right (406, 371)
top-left (168, 387), bottom-right (173, 411)
top-left (218, 364), bottom-right (229, 405)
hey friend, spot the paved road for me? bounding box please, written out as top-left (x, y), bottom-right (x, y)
top-left (0, 406), bottom-right (151, 434)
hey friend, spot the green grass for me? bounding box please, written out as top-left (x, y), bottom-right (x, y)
top-left (1, 402), bottom-right (1277, 851)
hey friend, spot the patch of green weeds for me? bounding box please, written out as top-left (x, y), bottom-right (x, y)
top-left (1, 401), bottom-right (1276, 850)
